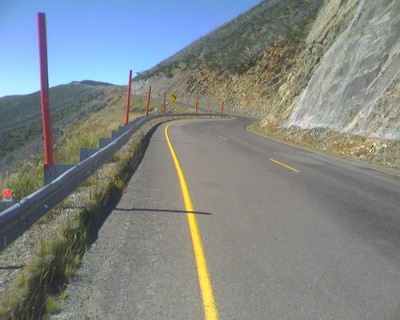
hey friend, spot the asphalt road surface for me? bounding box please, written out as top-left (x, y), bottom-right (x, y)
top-left (58, 116), bottom-right (400, 319)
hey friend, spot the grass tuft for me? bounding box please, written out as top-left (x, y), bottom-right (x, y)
top-left (1, 157), bottom-right (43, 201)
top-left (0, 212), bottom-right (87, 319)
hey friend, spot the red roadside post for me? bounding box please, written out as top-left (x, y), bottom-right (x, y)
top-left (145, 86), bottom-right (151, 116)
top-left (124, 70), bottom-right (132, 125)
top-left (221, 101), bottom-right (224, 114)
top-left (37, 12), bottom-right (54, 166)
top-left (162, 92), bottom-right (167, 113)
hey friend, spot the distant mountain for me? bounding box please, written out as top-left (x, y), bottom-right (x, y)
top-left (0, 81), bottom-right (116, 129)
top-left (80, 80), bottom-right (116, 87)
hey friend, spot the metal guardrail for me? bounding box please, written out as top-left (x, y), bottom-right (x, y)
top-left (0, 112), bottom-right (223, 252)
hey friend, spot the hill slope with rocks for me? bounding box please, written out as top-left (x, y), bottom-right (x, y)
top-left (132, 0), bottom-right (400, 144)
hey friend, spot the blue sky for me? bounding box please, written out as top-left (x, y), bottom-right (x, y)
top-left (0, 0), bottom-right (261, 97)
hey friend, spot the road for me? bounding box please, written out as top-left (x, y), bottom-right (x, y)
top-left (59, 116), bottom-right (400, 319)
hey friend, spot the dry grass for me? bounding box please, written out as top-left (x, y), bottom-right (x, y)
top-left (0, 96), bottom-right (146, 199)
top-left (0, 126), bottom-right (149, 319)
top-left (252, 124), bottom-right (400, 170)
top-left (0, 213), bottom-right (86, 319)
top-left (54, 106), bottom-right (142, 164)
top-left (0, 156), bottom-right (44, 201)
top-left (0, 98), bottom-right (204, 318)
top-left (0, 97), bottom-right (152, 319)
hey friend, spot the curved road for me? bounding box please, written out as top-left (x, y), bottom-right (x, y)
top-left (59, 116), bottom-right (400, 319)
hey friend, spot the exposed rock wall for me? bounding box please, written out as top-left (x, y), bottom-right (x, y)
top-left (288, 0), bottom-right (400, 140)
top-left (185, 42), bottom-right (303, 118)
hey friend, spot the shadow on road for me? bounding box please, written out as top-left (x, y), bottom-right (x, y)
top-left (86, 121), bottom-right (167, 247)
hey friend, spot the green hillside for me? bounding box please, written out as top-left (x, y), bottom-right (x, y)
top-left (0, 81), bottom-right (124, 166)
top-left (0, 81), bottom-right (115, 128)
top-left (137, 0), bottom-right (323, 79)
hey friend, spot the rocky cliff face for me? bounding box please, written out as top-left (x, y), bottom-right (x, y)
top-left (132, 0), bottom-right (400, 141)
top-left (288, 0), bottom-right (400, 140)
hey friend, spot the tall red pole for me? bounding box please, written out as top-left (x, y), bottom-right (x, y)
top-left (145, 86), bottom-right (151, 116)
top-left (162, 92), bottom-right (166, 113)
top-left (37, 12), bottom-right (53, 166)
top-left (124, 70), bottom-right (132, 125)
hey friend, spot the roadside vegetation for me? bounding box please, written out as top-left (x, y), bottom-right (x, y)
top-left (0, 94), bottom-right (152, 319)
top-left (0, 129), bottom-right (147, 319)
top-left (137, 0), bottom-right (323, 79)
top-left (0, 94), bottom-right (148, 200)
top-left (0, 90), bottom-right (208, 318)
top-left (251, 124), bottom-right (400, 170)
top-left (0, 82), bottom-right (124, 178)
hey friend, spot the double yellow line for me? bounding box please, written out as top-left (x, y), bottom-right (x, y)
top-left (165, 123), bottom-right (219, 320)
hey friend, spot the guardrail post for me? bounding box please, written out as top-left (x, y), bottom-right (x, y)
top-left (124, 70), bottom-right (132, 125)
top-left (145, 86), bottom-right (151, 116)
top-left (37, 12), bottom-right (54, 166)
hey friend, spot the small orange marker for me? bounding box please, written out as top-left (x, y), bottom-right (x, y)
top-left (2, 189), bottom-right (13, 201)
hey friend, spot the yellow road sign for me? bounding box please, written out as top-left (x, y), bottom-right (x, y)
top-left (171, 92), bottom-right (177, 106)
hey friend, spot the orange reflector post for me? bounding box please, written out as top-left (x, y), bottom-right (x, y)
top-left (2, 189), bottom-right (13, 201)
top-left (145, 86), bottom-right (151, 116)
top-left (124, 69), bottom-right (132, 125)
top-left (37, 12), bottom-right (54, 166)
top-left (162, 92), bottom-right (167, 114)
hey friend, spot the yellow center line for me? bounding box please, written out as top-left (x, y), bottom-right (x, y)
top-left (219, 136), bottom-right (228, 141)
top-left (270, 158), bottom-right (301, 173)
top-left (165, 123), bottom-right (219, 320)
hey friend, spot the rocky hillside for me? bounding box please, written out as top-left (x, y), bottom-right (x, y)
top-left (131, 0), bottom-right (400, 141)
top-left (287, 0), bottom-right (400, 140)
